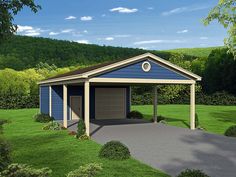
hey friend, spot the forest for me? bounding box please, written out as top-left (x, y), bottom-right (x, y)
top-left (0, 35), bottom-right (236, 108)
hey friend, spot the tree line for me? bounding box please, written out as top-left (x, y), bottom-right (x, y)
top-left (0, 40), bottom-right (235, 108)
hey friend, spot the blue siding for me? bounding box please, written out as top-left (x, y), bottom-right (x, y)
top-left (96, 59), bottom-right (190, 80)
top-left (40, 86), bottom-right (49, 114)
top-left (51, 85), bottom-right (63, 120)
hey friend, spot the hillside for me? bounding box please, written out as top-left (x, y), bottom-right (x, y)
top-left (166, 46), bottom-right (223, 58)
top-left (0, 35), bottom-right (219, 70)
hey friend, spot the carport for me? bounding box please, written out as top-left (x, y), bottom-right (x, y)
top-left (38, 53), bottom-right (201, 135)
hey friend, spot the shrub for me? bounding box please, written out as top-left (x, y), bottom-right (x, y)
top-left (224, 125), bottom-right (236, 137)
top-left (42, 121), bottom-right (62, 130)
top-left (34, 113), bottom-right (54, 123)
top-left (177, 169), bottom-right (210, 177)
top-left (0, 120), bottom-right (9, 134)
top-left (0, 137), bottom-right (11, 171)
top-left (77, 119), bottom-right (86, 138)
top-left (0, 163), bottom-right (52, 177)
top-left (99, 141), bottom-right (130, 160)
top-left (127, 111), bottom-right (143, 119)
top-left (66, 163), bottom-right (102, 177)
top-left (78, 134), bottom-right (90, 140)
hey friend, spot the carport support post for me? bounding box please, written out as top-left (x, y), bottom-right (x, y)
top-left (84, 81), bottom-right (90, 136)
top-left (190, 83), bottom-right (195, 130)
top-left (153, 86), bottom-right (157, 123)
top-left (49, 85), bottom-right (52, 117)
top-left (63, 85), bottom-right (68, 128)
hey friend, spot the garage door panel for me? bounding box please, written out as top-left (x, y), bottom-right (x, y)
top-left (95, 88), bottom-right (126, 119)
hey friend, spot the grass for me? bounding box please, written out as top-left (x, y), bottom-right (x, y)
top-left (132, 104), bottom-right (236, 135)
top-left (0, 109), bottom-right (168, 177)
top-left (165, 46), bottom-right (224, 58)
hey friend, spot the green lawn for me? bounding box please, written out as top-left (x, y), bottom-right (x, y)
top-left (0, 109), bottom-right (168, 177)
top-left (132, 104), bottom-right (236, 135)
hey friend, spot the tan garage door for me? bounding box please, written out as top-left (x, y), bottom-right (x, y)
top-left (95, 88), bottom-right (126, 119)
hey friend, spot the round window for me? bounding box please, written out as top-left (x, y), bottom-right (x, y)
top-left (142, 61), bottom-right (151, 72)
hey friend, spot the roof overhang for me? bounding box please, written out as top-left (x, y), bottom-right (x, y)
top-left (38, 53), bottom-right (201, 85)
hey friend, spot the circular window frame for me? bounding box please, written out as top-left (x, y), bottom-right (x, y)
top-left (142, 61), bottom-right (151, 72)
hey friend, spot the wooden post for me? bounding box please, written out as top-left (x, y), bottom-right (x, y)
top-left (84, 81), bottom-right (90, 136)
top-left (190, 83), bottom-right (195, 130)
top-left (49, 86), bottom-right (52, 117)
top-left (63, 85), bottom-right (68, 128)
top-left (153, 86), bottom-right (157, 123)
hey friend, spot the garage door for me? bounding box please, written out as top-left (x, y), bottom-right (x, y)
top-left (95, 88), bottom-right (126, 119)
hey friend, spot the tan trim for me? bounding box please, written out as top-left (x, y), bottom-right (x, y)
top-left (70, 96), bottom-right (82, 120)
top-left (84, 81), bottom-right (90, 136)
top-left (38, 53), bottom-right (201, 85)
top-left (190, 83), bottom-right (195, 130)
top-left (39, 78), bottom-right (86, 85)
top-left (153, 86), bottom-right (157, 123)
top-left (63, 85), bottom-right (68, 128)
top-left (90, 78), bottom-right (195, 84)
top-left (49, 86), bottom-right (52, 117)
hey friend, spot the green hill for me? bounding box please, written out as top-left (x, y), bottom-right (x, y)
top-left (0, 35), bottom-right (219, 70)
top-left (165, 46), bottom-right (223, 58)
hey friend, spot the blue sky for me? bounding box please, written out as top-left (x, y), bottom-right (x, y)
top-left (15, 0), bottom-right (226, 50)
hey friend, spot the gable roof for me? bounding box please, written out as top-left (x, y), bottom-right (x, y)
top-left (39, 53), bottom-right (201, 84)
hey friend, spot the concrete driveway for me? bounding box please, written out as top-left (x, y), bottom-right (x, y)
top-left (69, 119), bottom-right (236, 177)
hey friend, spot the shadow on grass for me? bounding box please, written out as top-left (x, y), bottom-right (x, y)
top-left (210, 110), bottom-right (236, 124)
top-left (143, 114), bottom-right (190, 128)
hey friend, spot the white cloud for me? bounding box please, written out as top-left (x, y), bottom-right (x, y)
top-left (147, 7), bottom-right (154, 10)
top-left (105, 37), bottom-right (114, 41)
top-left (17, 25), bottom-right (33, 32)
top-left (101, 14), bottom-right (106, 17)
top-left (134, 39), bottom-right (186, 45)
top-left (75, 40), bottom-right (89, 44)
top-left (110, 7), bottom-right (138, 13)
top-left (200, 36), bottom-right (208, 40)
top-left (177, 29), bottom-right (188, 34)
top-left (61, 29), bottom-right (74, 33)
top-left (49, 32), bottom-right (60, 36)
top-left (83, 30), bottom-right (88, 33)
top-left (65, 16), bottom-right (77, 20)
top-left (114, 34), bottom-right (131, 38)
top-left (80, 16), bottom-right (93, 21)
top-left (17, 25), bottom-right (44, 36)
top-left (162, 6), bottom-right (209, 16)
top-left (25, 32), bottom-right (40, 36)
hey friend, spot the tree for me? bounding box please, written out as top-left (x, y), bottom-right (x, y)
top-left (204, 0), bottom-right (236, 58)
top-left (0, 0), bottom-right (41, 42)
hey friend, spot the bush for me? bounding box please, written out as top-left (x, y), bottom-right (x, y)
top-left (78, 134), bottom-right (90, 140)
top-left (0, 163), bottom-right (52, 177)
top-left (177, 169), bottom-right (210, 177)
top-left (34, 113), bottom-right (54, 123)
top-left (0, 120), bottom-right (9, 134)
top-left (99, 141), bottom-right (130, 160)
top-left (42, 121), bottom-right (62, 130)
top-left (0, 95), bottom-right (39, 109)
top-left (127, 111), bottom-right (143, 119)
top-left (77, 119), bottom-right (86, 138)
top-left (0, 138), bottom-right (11, 171)
top-left (66, 163), bottom-right (102, 177)
top-left (224, 125), bottom-right (236, 137)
